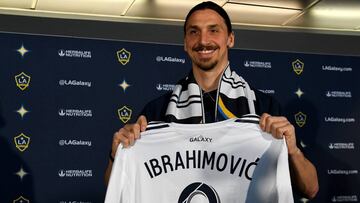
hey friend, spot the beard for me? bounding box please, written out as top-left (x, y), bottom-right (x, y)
top-left (191, 44), bottom-right (219, 71)
top-left (193, 58), bottom-right (218, 71)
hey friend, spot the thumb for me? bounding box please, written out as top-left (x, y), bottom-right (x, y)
top-left (137, 115), bottom-right (148, 132)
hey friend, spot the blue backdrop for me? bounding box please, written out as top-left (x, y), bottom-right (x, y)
top-left (0, 32), bottom-right (358, 203)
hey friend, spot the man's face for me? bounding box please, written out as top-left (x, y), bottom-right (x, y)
top-left (184, 9), bottom-right (234, 71)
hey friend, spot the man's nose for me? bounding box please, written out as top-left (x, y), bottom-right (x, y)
top-left (199, 31), bottom-right (210, 45)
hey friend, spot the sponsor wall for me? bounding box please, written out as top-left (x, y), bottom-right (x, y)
top-left (0, 32), bottom-right (358, 203)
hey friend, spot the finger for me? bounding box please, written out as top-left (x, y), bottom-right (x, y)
top-left (259, 113), bottom-right (270, 131)
top-left (131, 123), bottom-right (141, 141)
top-left (271, 122), bottom-right (290, 139)
top-left (111, 132), bottom-right (121, 156)
top-left (137, 115), bottom-right (148, 132)
top-left (117, 128), bottom-right (132, 148)
top-left (265, 116), bottom-right (288, 133)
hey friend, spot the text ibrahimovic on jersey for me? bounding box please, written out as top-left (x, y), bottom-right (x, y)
top-left (105, 116), bottom-right (294, 203)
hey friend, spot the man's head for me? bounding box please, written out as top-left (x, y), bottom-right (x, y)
top-left (184, 1), bottom-right (232, 35)
top-left (183, 1), bottom-right (234, 72)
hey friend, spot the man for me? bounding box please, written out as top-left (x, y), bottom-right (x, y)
top-left (105, 1), bottom-right (319, 199)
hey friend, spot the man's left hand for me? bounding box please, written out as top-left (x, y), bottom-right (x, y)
top-left (259, 113), bottom-right (299, 155)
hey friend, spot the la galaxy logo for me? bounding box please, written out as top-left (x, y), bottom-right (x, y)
top-left (292, 59), bottom-right (304, 75)
top-left (118, 106), bottom-right (132, 123)
top-left (13, 196), bottom-right (30, 203)
top-left (14, 133), bottom-right (31, 152)
top-left (294, 112), bottom-right (307, 127)
top-left (15, 72), bottom-right (31, 91)
top-left (116, 48), bottom-right (131, 65)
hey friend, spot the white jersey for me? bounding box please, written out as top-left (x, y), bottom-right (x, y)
top-left (105, 116), bottom-right (294, 203)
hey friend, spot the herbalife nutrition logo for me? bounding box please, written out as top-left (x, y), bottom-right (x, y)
top-left (328, 143), bottom-right (355, 150)
top-left (244, 60), bottom-right (272, 69)
top-left (58, 109), bottom-right (92, 117)
top-left (326, 91), bottom-right (352, 98)
top-left (58, 169), bottom-right (93, 178)
top-left (58, 49), bottom-right (91, 58)
top-left (156, 84), bottom-right (176, 91)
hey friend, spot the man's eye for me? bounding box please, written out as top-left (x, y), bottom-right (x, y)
top-left (189, 30), bottom-right (197, 34)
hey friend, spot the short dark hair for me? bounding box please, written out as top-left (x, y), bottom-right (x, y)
top-left (184, 1), bottom-right (232, 34)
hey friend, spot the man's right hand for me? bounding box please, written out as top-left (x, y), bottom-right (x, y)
top-left (111, 115), bottom-right (148, 158)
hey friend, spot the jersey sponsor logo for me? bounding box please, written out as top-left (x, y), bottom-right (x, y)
top-left (294, 112), bottom-right (307, 127)
top-left (144, 150), bottom-right (259, 180)
top-left (292, 59), bottom-right (304, 75)
top-left (117, 48), bottom-right (131, 65)
top-left (118, 106), bottom-right (132, 123)
top-left (13, 196), bottom-right (30, 203)
top-left (178, 182), bottom-right (220, 203)
top-left (14, 133), bottom-right (31, 152)
top-left (189, 135), bottom-right (212, 143)
top-left (15, 72), bottom-right (31, 91)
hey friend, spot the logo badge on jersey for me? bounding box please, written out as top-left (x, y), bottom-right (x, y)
top-left (13, 196), bottom-right (30, 203)
top-left (15, 72), bottom-right (31, 91)
top-left (118, 106), bottom-right (132, 123)
top-left (294, 112), bottom-right (307, 127)
top-left (117, 48), bottom-right (131, 65)
top-left (178, 182), bottom-right (220, 203)
top-left (292, 59), bottom-right (304, 75)
top-left (14, 133), bottom-right (31, 152)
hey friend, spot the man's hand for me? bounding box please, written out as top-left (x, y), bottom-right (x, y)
top-left (111, 115), bottom-right (147, 158)
top-left (105, 115), bottom-right (147, 185)
top-left (259, 113), bottom-right (299, 155)
top-left (259, 113), bottom-right (319, 199)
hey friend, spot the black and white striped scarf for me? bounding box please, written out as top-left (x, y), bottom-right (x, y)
top-left (165, 65), bottom-right (257, 123)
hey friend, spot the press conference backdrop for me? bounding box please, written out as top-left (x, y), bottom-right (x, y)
top-left (0, 31), bottom-right (358, 203)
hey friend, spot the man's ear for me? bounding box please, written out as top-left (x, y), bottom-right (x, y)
top-left (227, 32), bottom-right (235, 48)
